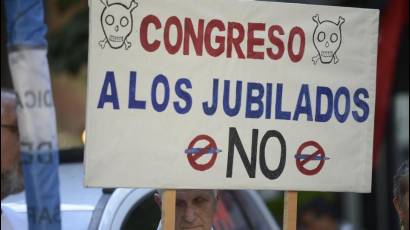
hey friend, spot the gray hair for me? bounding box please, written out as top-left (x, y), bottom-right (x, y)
top-left (156, 189), bottom-right (218, 199)
top-left (393, 160), bottom-right (409, 208)
top-left (1, 89), bottom-right (17, 114)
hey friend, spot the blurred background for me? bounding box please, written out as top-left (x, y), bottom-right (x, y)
top-left (1, 0), bottom-right (408, 229)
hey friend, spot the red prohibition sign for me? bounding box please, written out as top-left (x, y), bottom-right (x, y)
top-left (295, 141), bottom-right (326, 176)
top-left (187, 135), bottom-right (218, 171)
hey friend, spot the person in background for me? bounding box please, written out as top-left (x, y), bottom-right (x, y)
top-left (154, 189), bottom-right (217, 230)
top-left (299, 197), bottom-right (352, 230)
top-left (1, 89), bottom-right (27, 229)
top-left (393, 160), bottom-right (409, 230)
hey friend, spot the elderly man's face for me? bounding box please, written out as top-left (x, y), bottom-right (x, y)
top-left (394, 190), bottom-right (409, 230)
top-left (174, 190), bottom-right (216, 230)
top-left (300, 212), bottom-right (338, 230)
top-left (403, 192), bottom-right (409, 229)
top-left (1, 93), bottom-right (24, 199)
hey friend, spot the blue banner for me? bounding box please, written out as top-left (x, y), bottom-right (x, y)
top-left (21, 151), bottom-right (61, 229)
top-left (5, 0), bottom-right (48, 47)
top-left (5, 0), bottom-right (62, 229)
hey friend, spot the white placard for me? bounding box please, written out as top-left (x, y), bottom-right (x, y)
top-left (85, 0), bottom-right (379, 193)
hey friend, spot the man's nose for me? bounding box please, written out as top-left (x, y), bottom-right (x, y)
top-left (183, 205), bottom-right (196, 223)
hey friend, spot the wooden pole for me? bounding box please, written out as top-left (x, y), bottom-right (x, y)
top-left (283, 191), bottom-right (298, 230)
top-left (162, 189), bottom-right (176, 230)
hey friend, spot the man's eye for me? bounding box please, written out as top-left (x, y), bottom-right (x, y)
top-left (176, 200), bottom-right (185, 207)
top-left (194, 197), bottom-right (208, 204)
top-left (1, 125), bottom-right (18, 134)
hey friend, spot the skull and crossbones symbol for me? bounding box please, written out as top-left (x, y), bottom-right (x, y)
top-left (99, 0), bottom-right (138, 50)
top-left (312, 14), bottom-right (345, 64)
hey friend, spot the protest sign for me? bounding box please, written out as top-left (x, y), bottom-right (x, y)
top-left (85, 0), bottom-right (379, 193)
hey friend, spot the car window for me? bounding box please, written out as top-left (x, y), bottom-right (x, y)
top-left (214, 191), bottom-right (253, 230)
top-left (120, 191), bottom-right (258, 230)
top-left (120, 192), bottom-right (161, 230)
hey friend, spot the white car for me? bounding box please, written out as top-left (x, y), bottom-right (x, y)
top-left (2, 162), bottom-right (280, 230)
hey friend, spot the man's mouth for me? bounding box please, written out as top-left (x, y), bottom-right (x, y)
top-left (181, 226), bottom-right (203, 230)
